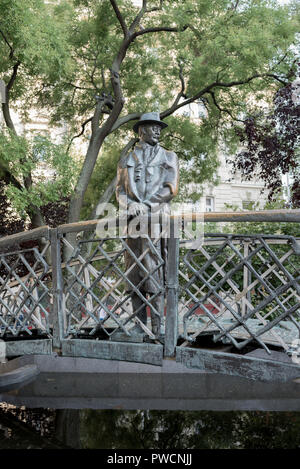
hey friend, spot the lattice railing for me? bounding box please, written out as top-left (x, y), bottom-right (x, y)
top-left (178, 234), bottom-right (300, 354)
top-left (59, 228), bottom-right (167, 342)
top-left (0, 241), bottom-right (53, 338)
top-left (0, 210), bottom-right (299, 361)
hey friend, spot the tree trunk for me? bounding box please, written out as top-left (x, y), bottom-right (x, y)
top-left (67, 135), bottom-right (104, 225)
top-left (89, 176), bottom-right (117, 220)
top-left (2, 101), bottom-right (46, 230)
top-left (88, 137), bottom-right (138, 221)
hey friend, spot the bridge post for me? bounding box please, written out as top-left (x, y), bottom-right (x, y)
top-left (164, 217), bottom-right (180, 357)
top-left (50, 228), bottom-right (64, 350)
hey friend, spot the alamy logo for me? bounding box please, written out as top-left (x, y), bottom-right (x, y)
top-left (0, 79), bottom-right (6, 104)
top-left (95, 201), bottom-right (204, 245)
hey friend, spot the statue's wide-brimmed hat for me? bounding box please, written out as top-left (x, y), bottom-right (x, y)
top-left (133, 112), bottom-right (168, 133)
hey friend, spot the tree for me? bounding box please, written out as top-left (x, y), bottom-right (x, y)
top-left (0, 180), bottom-right (25, 237)
top-left (0, 0), bottom-right (74, 228)
top-left (0, 0), bottom-right (299, 229)
top-left (228, 74), bottom-right (300, 207)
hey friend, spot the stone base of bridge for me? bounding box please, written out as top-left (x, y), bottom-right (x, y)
top-left (0, 350), bottom-right (300, 411)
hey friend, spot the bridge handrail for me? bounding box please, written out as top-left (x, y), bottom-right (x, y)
top-left (0, 209), bottom-right (299, 250)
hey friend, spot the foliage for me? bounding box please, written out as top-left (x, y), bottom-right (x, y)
top-left (0, 0), bottom-right (75, 227)
top-left (40, 197), bottom-right (70, 228)
top-left (228, 77), bottom-right (300, 207)
top-left (0, 180), bottom-right (25, 236)
top-left (0, 181), bottom-right (35, 278)
top-left (0, 0), bottom-right (72, 105)
top-left (203, 197), bottom-right (300, 237)
top-left (221, 197), bottom-right (300, 236)
top-left (80, 136), bottom-right (121, 220)
top-left (46, 0), bottom-right (299, 145)
top-left (162, 116), bottom-right (220, 203)
top-left (0, 0), bottom-right (299, 228)
top-left (0, 130), bottom-right (78, 217)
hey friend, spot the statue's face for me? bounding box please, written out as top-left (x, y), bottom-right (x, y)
top-left (140, 124), bottom-right (161, 146)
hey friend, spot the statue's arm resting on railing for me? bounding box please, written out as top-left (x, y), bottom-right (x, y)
top-left (144, 150), bottom-right (179, 209)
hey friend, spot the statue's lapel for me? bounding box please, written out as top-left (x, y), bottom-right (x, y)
top-left (147, 145), bottom-right (166, 170)
top-left (126, 143), bottom-right (165, 202)
top-left (148, 144), bottom-right (161, 164)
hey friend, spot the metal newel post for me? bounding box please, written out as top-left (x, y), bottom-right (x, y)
top-left (164, 216), bottom-right (180, 357)
top-left (50, 228), bottom-right (64, 350)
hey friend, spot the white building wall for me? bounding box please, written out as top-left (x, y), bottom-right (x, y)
top-left (175, 100), bottom-right (269, 212)
top-left (199, 153), bottom-right (268, 212)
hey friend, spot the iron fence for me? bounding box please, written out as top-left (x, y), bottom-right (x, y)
top-left (0, 210), bottom-right (299, 366)
top-left (178, 234), bottom-right (300, 355)
top-left (0, 230), bottom-right (52, 340)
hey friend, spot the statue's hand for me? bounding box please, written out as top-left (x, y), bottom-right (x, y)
top-left (128, 202), bottom-right (148, 217)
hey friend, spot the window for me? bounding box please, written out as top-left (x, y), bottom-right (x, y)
top-left (182, 104), bottom-right (192, 117)
top-left (197, 101), bottom-right (207, 118)
top-left (205, 196), bottom-right (214, 212)
top-left (32, 134), bottom-right (50, 161)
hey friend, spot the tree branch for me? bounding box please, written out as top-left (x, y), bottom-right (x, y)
top-left (169, 60), bottom-right (187, 110)
top-left (107, 72), bottom-right (287, 134)
top-left (230, 0), bottom-right (240, 12)
top-left (90, 53), bottom-right (101, 91)
top-left (103, 13), bottom-right (190, 135)
top-left (96, 88), bottom-right (123, 138)
top-left (132, 24), bottom-right (189, 39)
top-left (129, 0), bottom-right (165, 32)
top-left (161, 73), bottom-right (284, 118)
top-left (67, 117), bottom-right (93, 152)
top-left (0, 52), bottom-right (45, 228)
top-left (101, 66), bottom-right (107, 91)
top-left (146, 0), bottom-right (164, 13)
top-left (208, 91), bottom-right (245, 122)
top-left (89, 137), bottom-right (138, 220)
top-left (110, 0), bottom-right (128, 37)
top-left (129, 0), bottom-right (147, 33)
top-left (109, 112), bottom-right (142, 133)
top-left (265, 73), bottom-right (288, 85)
top-left (65, 82), bottom-right (95, 91)
top-left (7, 61), bottom-right (20, 92)
top-left (107, 3), bottom-right (190, 134)
top-left (1, 62), bottom-right (20, 134)
top-left (0, 163), bottom-right (22, 191)
top-left (0, 26), bottom-right (14, 59)
top-left (67, 94), bottom-right (116, 151)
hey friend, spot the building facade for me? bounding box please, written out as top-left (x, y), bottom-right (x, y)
top-left (176, 101), bottom-right (269, 213)
top-left (199, 154), bottom-right (268, 213)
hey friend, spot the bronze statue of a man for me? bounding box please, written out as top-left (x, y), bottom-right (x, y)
top-left (116, 112), bottom-right (179, 339)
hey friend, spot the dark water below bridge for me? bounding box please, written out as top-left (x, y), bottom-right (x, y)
top-left (1, 404), bottom-right (300, 449)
